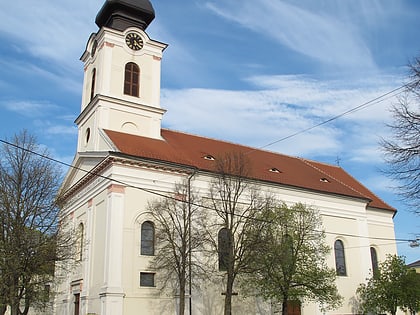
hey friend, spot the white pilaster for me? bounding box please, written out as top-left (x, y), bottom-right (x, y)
top-left (100, 184), bottom-right (126, 315)
top-left (357, 217), bottom-right (371, 280)
top-left (81, 199), bottom-right (93, 315)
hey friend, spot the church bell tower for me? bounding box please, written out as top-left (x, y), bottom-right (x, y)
top-left (76, 0), bottom-right (167, 153)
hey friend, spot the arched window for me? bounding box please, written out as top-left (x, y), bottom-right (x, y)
top-left (124, 62), bottom-right (140, 97)
top-left (370, 247), bottom-right (378, 274)
top-left (218, 228), bottom-right (231, 271)
top-left (77, 223), bottom-right (84, 261)
top-left (90, 68), bottom-right (96, 101)
top-left (334, 239), bottom-right (347, 276)
top-left (141, 221), bottom-right (154, 256)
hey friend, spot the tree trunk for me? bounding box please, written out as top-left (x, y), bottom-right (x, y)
top-left (178, 269), bottom-right (187, 315)
top-left (179, 276), bottom-right (186, 315)
top-left (10, 278), bottom-right (19, 315)
top-left (224, 272), bottom-right (234, 315)
top-left (10, 304), bottom-right (18, 315)
top-left (282, 296), bottom-right (288, 315)
top-left (0, 305), bottom-right (7, 315)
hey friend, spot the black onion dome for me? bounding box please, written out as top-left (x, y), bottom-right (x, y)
top-left (95, 0), bottom-right (155, 31)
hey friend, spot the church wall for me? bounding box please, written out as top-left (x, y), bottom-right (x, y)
top-left (54, 162), bottom-right (399, 315)
top-left (119, 168), bottom-right (398, 314)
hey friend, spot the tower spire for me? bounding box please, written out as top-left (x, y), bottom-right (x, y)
top-left (95, 0), bottom-right (155, 31)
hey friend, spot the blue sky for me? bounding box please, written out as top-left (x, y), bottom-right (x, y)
top-left (0, 0), bottom-right (419, 262)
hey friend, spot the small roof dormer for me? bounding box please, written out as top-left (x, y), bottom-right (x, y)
top-left (95, 0), bottom-right (155, 31)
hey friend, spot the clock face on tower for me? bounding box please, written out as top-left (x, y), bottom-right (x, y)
top-left (125, 32), bottom-right (143, 50)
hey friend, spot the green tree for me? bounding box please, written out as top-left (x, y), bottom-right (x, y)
top-left (356, 254), bottom-right (420, 315)
top-left (147, 180), bottom-right (208, 315)
top-left (243, 202), bottom-right (342, 315)
top-left (0, 131), bottom-right (72, 315)
top-left (402, 268), bottom-right (420, 314)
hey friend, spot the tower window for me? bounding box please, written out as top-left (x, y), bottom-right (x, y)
top-left (85, 128), bottom-right (91, 146)
top-left (124, 62), bottom-right (140, 97)
top-left (90, 68), bottom-right (96, 101)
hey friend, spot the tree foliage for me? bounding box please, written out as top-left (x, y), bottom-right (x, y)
top-left (243, 202), bottom-right (342, 315)
top-left (356, 254), bottom-right (420, 315)
top-left (147, 180), bottom-right (208, 315)
top-left (206, 151), bottom-right (269, 315)
top-left (382, 56), bottom-right (420, 213)
top-left (0, 131), bottom-right (71, 315)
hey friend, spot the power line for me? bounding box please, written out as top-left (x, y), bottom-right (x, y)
top-left (251, 81), bottom-right (413, 153)
top-left (0, 137), bottom-right (417, 246)
top-left (0, 138), bottom-right (266, 223)
top-left (1, 80), bottom-right (418, 245)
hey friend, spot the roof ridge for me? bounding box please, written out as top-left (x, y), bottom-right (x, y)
top-left (162, 128), bottom-right (304, 160)
top-left (299, 157), bottom-right (371, 202)
top-left (299, 157), bottom-right (342, 168)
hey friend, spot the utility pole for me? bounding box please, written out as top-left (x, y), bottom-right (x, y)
top-left (187, 170), bottom-right (196, 315)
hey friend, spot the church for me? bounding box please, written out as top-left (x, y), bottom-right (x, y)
top-left (53, 1), bottom-right (399, 314)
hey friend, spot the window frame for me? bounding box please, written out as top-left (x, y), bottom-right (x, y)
top-left (124, 62), bottom-right (140, 97)
top-left (334, 239), bottom-right (347, 276)
top-left (218, 228), bottom-right (232, 272)
top-left (370, 246), bottom-right (379, 274)
top-left (140, 272), bottom-right (155, 287)
top-left (76, 223), bottom-right (84, 261)
top-left (90, 68), bottom-right (96, 101)
top-left (140, 221), bottom-right (155, 256)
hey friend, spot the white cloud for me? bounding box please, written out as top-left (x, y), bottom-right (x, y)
top-left (204, 0), bottom-right (394, 71)
top-left (0, 0), bottom-right (101, 73)
top-left (161, 74), bottom-right (403, 159)
top-left (32, 119), bottom-right (78, 136)
top-left (44, 125), bottom-right (78, 136)
top-left (1, 100), bottom-right (58, 117)
top-left (0, 58), bottom-right (82, 95)
top-left (360, 174), bottom-right (396, 195)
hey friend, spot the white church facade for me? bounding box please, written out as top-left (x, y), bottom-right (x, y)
top-left (53, 1), bottom-right (399, 314)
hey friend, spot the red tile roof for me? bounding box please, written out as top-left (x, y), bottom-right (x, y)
top-left (407, 259), bottom-right (420, 267)
top-left (104, 129), bottom-right (395, 212)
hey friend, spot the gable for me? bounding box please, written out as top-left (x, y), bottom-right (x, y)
top-left (59, 152), bottom-right (109, 197)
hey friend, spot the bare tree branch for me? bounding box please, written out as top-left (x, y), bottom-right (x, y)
top-left (0, 130), bottom-right (73, 315)
top-left (382, 57), bottom-right (420, 214)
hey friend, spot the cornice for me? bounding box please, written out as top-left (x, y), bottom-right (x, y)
top-left (60, 153), bottom-right (195, 204)
top-left (75, 94), bottom-right (166, 125)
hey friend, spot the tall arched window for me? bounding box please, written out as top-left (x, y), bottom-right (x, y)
top-left (334, 239), bottom-right (347, 276)
top-left (141, 221), bottom-right (155, 256)
top-left (90, 68), bottom-right (96, 101)
top-left (77, 223), bottom-right (84, 261)
top-left (370, 247), bottom-right (378, 274)
top-left (124, 62), bottom-right (140, 97)
top-left (218, 228), bottom-right (231, 271)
